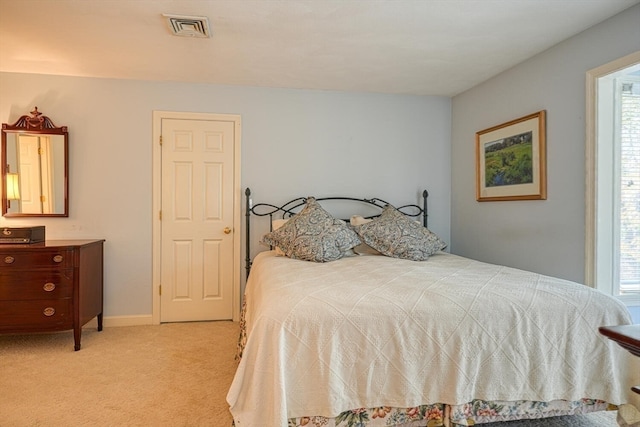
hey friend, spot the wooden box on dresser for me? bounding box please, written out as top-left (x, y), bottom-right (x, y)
top-left (0, 239), bottom-right (105, 351)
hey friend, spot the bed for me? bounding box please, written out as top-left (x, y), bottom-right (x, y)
top-left (227, 189), bottom-right (637, 427)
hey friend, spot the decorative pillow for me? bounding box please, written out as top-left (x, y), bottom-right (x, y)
top-left (349, 215), bottom-right (382, 256)
top-left (271, 219), bottom-right (289, 256)
top-left (350, 215), bottom-right (372, 226)
top-left (354, 205), bottom-right (447, 261)
top-left (262, 198), bottom-right (361, 262)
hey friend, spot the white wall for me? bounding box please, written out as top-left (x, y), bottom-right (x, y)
top-left (0, 74), bottom-right (451, 319)
top-left (450, 4), bottom-right (640, 282)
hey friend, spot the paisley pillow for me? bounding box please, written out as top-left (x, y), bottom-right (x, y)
top-left (354, 205), bottom-right (447, 261)
top-left (271, 218), bottom-right (289, 256)
top-left (349, 215), bottom-right (382, 255)
top-left (262, 198), bottom-right (361, 262)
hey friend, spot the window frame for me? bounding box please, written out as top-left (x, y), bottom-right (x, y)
top-left (585, 51), bottom-right (640, 306)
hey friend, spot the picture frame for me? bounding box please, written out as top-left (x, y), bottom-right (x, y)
top-left (476, 110), bottom-right (546, 201)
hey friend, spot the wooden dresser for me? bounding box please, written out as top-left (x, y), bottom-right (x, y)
top-left (0, 239), bottom-right (104, 350)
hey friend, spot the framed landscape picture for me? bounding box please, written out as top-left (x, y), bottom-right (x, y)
top-left (476, 110), bottom-right (547, 201)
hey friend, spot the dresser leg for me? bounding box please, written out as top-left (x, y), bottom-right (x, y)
top-left (74, 327), bottom-right (81, 351)
top-left (97, 313), bottom-right (103, 331)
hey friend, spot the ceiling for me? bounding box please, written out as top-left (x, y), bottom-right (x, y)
top-left (0, 0), bottom-right (638, 97)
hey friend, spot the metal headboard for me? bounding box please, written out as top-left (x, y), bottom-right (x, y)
top-left (244, 188), bottom-right (429, 279)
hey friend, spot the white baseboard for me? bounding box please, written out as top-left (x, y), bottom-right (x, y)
top-left (83, 315), bottom-right (154, 329)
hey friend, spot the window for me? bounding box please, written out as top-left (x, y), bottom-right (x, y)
top-left (618, 79), bottom-right (640, 297)
top-left (586, 54), bottom-right (640, 309)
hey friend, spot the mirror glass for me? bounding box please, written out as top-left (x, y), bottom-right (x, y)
top-left (2, 108), bottom-right (68, 217)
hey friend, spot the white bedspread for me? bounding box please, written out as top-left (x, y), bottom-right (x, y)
top-left (227, 251), bottom-right (636, 427)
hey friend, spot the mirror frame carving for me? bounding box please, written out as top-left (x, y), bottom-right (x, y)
top-left (2, 107), bottom-right (69, 217)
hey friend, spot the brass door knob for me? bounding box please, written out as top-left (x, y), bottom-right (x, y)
top-left (223, 227), bottom-right (232, 234)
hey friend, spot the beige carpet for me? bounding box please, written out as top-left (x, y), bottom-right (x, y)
top-left (0, 321), bottom-right (239, 427)
top-left (0, 321), bottom-right (621, 427)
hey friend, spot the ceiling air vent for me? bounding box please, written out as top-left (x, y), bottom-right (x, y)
top-left (163, 14), bottom-right (211, 38)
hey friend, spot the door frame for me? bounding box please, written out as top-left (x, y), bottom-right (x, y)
top-left (152, 110), bottom-right (242, 324)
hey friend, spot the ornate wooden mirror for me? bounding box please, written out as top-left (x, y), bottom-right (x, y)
top-left (2, 107), bottom-right (69, 217)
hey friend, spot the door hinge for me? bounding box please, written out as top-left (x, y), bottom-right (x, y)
top-left (40, 195), bottom-right (46, 202)
top-left (38, 147), bottom-right (43, 155)
top-left (159, 135), bottom-right (163, 145)
top-left (159, 285), bottom-right (162, 296)
top-left (159, 210), bottom-right (162, 220)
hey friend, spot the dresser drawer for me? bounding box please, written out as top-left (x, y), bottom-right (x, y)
top-left (0, 299), bottom-right (72, 330)
top-left (0, 249), bottom-right (74, 269)
top-left (0, 271), bottom-right (73, 300)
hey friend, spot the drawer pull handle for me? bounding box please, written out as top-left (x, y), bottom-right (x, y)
top-left (43, 282), bottom-right (56, 292)
top-left (53, 255), bottom-right (63, 263)
top-left (4, 256), bottom-right (15, 264)
top-left (43, 307), bottom-right (56, 317)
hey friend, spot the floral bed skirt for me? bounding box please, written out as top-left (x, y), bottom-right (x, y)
top-left (285, 399), bottom-right (611, 427)
top-left (288, 404), bottom-right (445, 427)
top-left (448, 398), bottom-right (611, 425)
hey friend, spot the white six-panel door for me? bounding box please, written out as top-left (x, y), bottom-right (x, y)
top-left (16, 135), bottom-right (43, 214)
top-left (158, 115), bottom-right (239, 322)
